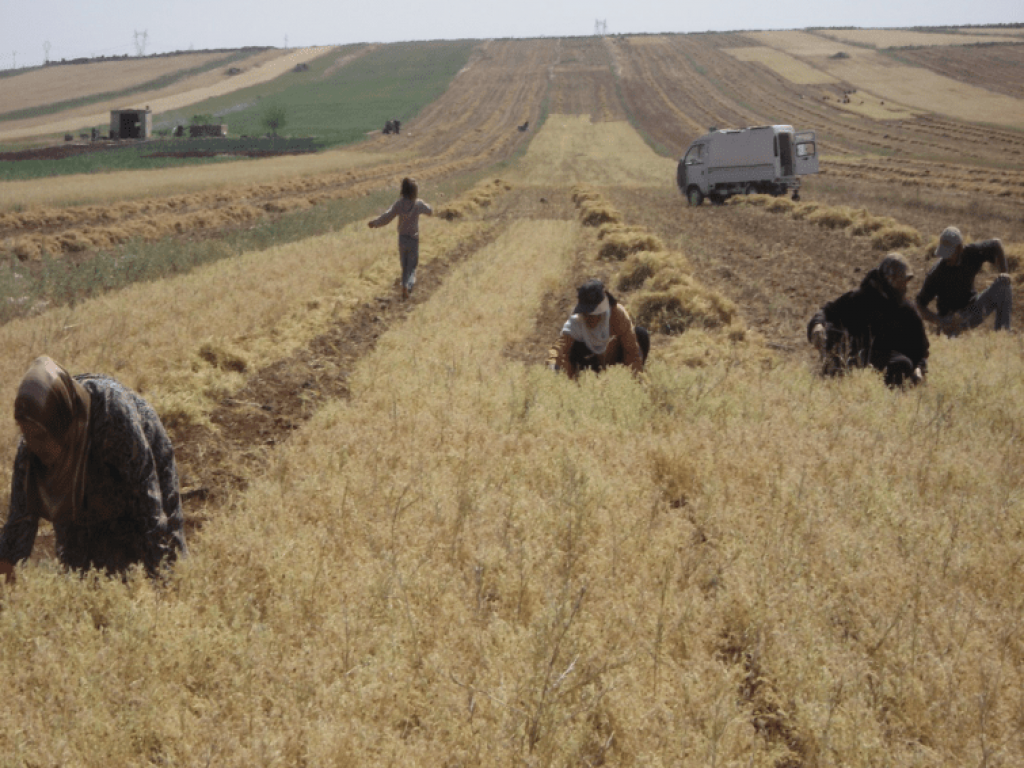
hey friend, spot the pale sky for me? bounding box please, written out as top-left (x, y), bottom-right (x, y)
top-left (0, 0), bottom-right (1020, 70)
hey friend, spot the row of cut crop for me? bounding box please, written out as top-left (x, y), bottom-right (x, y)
top-left (0, 41), bottom-right (558, 261)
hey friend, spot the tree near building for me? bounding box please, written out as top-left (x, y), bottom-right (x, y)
top-left (261, 104), bottom-right (287, 137)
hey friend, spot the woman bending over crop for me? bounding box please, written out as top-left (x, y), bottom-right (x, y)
top-left (0, 356), bottom-right (186, 581)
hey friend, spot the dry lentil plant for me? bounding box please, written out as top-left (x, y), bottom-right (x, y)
top-left (1, 30), bottom-right (1023, 768)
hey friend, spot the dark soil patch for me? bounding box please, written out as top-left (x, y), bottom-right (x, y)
top-left (170, 185), bottom-right (590, 535)
top-left (0, 142), bottom-right (121, 161)
top-left (144, 150), bottom-right (316, 158)
top-left (171, 222), bottom-right (507, 531)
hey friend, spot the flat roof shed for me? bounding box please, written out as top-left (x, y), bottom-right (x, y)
top-left (110, 108), bottom-right (152, 140)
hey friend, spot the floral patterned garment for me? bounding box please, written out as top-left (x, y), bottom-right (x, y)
top-left (0, 375), bottom-right (186, 575)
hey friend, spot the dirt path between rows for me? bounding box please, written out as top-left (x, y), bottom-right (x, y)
top-left (22, 185), bottom-right (586, 562)
top-left (171, 221), bottom-right (509, 532)
top-left (170, 185), bottom-right (600, 536)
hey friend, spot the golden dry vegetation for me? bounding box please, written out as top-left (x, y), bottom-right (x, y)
top-left (724, 47), bottom-right (840, 85)
top-left (0, 47), bottom-right (326, 143)
top-left (1, 31), bottom-right (1023, 767)
top-left (971, 26), bottom-right (1024, 37)
top-left (0, 51), bottom-right (234, 113)
top-left (892, 43), bottom-right (1024, 98)
top-left (814, 49), bottom-right (1024, 128)
top-left (813, 28), bottom-right (1024, 48)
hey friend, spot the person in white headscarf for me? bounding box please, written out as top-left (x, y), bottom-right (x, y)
top-left (0, 356), bottom-right (186, 582)
top-left (550, 279), bottom-right (649, 380)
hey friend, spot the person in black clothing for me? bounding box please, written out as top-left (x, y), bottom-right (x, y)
top-left (808, 254), bottom-right (929, 387)
top-left (915, 226), bottom-right (1011, 335)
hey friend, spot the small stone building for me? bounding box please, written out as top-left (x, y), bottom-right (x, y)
top-left (109, 108), bottom-right (152, 140)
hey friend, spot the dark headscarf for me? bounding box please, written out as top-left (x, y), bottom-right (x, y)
top-left (14, 356), bottom-right (91, 523)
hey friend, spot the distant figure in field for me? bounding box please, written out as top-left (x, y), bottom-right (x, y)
top-left (368, 177), bottom-right (433, 300)
top-left (550, 279), bottom-right (649, 379)
top-left (518, 120), bottom-right (529, 132)
top-left (915, 226), bottom-right (1012, 335)
top-left (808, 254), bottom-right (928, 387)
top-left (0, 357), bottom-right (187, 583)
top-left (383, 119), bottom-right (401, 135)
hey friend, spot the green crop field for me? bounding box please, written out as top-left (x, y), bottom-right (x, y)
top-left (164, 41), bottom-right (478, 143)
top-left (0, 40), bottom-right (477, 180)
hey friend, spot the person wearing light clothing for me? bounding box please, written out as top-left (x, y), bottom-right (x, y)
top-left (368, 177), bottom-right (434, 300)
top-left (915, 226), bottom-right (1012, 335)
top-left (550, 279), bottom-right (649, 379)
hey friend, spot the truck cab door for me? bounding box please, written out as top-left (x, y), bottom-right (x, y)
top-left (795, 132), bottom-right (819, 175)
top-left (679, 143), bottom-right (707, 193)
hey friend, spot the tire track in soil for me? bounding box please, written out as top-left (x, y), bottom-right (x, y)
top-left (171, 221), bottom-right (508, 533)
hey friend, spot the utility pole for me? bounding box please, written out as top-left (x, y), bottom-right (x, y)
top-left (43, 41), bottom-right (51, 63)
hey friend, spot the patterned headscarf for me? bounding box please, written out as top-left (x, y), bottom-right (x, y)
top-left (563, 280), bottom-right (612, 354)
top-left (14, 356), bottom-right (91, 523)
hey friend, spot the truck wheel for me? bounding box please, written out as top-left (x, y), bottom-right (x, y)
top-left (687, 187), bottom-right (704, 207)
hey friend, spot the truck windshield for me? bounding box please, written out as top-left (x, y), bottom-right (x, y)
top-left (684, 145), bottom-right (704, 165)
top-left (797, 141), bottom-right (816, 157)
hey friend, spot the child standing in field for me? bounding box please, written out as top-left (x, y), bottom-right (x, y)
top-left (368, 177), bottom-right (433, 300)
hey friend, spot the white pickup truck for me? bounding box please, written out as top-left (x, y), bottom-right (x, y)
top-left (677, 125), bottom-right (818, 206)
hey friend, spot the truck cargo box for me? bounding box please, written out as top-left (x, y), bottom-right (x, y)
top-left (677, 125), bottom-right (818, 206)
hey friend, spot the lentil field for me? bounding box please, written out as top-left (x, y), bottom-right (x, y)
top-left (1, 29), bottom-right (1023, 768)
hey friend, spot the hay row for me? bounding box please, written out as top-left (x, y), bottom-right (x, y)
top-left (822, 159), bottom-right (1024, 202)
top-left (0, 41), bottom-right (551, 260)
top-left (730, 194), bottom-right (925, 252)
top-left (570, 184), bottom-right (744, 339)
top-left (0, 149), bottom-right (516, 262)
top-left (435, 178), bottom-right (512, 220)
top-left (729, 194), bottom-right (1023, 276)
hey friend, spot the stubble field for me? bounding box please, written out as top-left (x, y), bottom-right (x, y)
top-left (0, 29), bottom-right (1023, 767)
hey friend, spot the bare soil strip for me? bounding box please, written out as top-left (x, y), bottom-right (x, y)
top-left (172, 220), bottom-right (509, 525)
